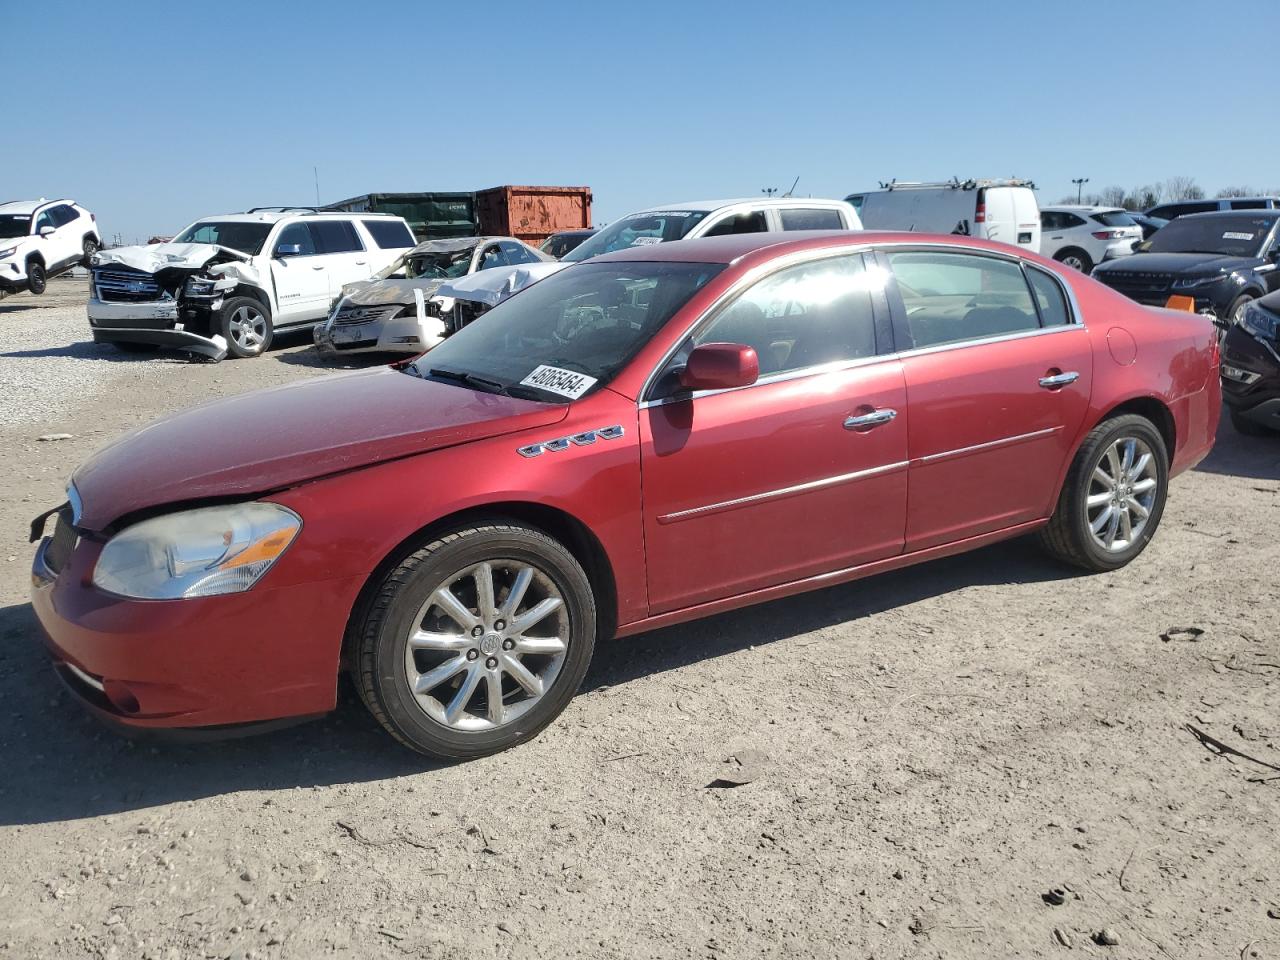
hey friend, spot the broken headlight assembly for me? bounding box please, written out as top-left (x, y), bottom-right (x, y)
top-left (183, 276), bottom-right (218, 298)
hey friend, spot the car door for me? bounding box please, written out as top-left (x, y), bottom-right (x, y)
top-left (1039, 212), bottom-right (1064, 258)
top-left (640, 251), bottom-right (908, 614)
top-left (877, 246), bottom-right (1093, 552)
top-left (33, 208), bottom-right (73, 269)
top-left (267, 222), bottom-right (330, 322)
top-left (309, 219), bottom-right (371, 294)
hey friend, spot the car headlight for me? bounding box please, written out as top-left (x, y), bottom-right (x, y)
top-left (1171, 274), bottom-right (1225, 289)
top-left (92, 502), bottom-right (301, 600)
top-left (1240, 301), bottom-right (1280, 341)
top-left (184, 276), bottom-right (216, 296)
top-left (0, 245), bottom-right (19, 260)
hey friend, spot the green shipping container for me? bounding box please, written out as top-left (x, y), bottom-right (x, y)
top-left (322, 192), bottom-right (478, 241)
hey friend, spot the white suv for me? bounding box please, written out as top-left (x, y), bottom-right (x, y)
top-left (88, 208), bottom-right (415, 359)
top-left (0, 199), bottom-right (101, 296)
top-left (1038, 205), bottom-right (1143, 274)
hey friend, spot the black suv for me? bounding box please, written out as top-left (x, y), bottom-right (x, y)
top-left (1221, 288), bottom-right (1280, 435)
top-left (1091, 211), bottom-right (1280, 324)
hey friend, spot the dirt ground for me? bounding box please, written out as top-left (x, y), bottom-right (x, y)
top-left (1, 279), bottom-right (1277, 960)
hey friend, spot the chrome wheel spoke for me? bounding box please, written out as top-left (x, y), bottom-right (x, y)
top-left (511, 596), bottom-right (562, 635)
top-left (1131, 477), bottom-right (1157, 495)
top-left (514, 635), bottom-right (566, 656)
top-left (499, 566), bottom-right (533, 621)
top-left (432, 585), bottom-right (479, 631)
top-left (1092, 466), bottom-right (1116, 490)
top-left (1090, 505), bottom-right (1114, 535)
top-left (1118, 505), bottom-right (1133, 544)
top-left (414, 655), bottom-right (467, 695)
top-left (473, 562), bottom-right (497, 623)
top-left (502, 654), bottom-right (543, 697)
top-left (485, 671), bottom-right (506, 725)
top-left (410, 630), bottom-right (470, 652)
top-left (1127, 497), bottom-right (1150, 520)
top-left (1086, 491), bottom-right (1113, 508)
top-left (444, 666), bottom-right (483, 723)
top-left (1104, 509), bottom-right (1121, 548)
top-left (1128, 453), bottom-right (1151, 482)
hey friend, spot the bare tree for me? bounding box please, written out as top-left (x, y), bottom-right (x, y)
top-left (1098, 185), bottom-right (1128, 208)
top-left (1131, 184), bottom-right (1162, 210)
top-left (1162, 176), bottom-right (1204, 201)
top-left (1215, 185), bottom-right (1258, 198)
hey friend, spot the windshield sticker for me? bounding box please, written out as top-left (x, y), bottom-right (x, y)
top-left (1223, 232), bottom-right (1255, 241)
top-left (631, 236), bottom-right (663, 246)
top-left (520, 364), bottom-right (598, 399)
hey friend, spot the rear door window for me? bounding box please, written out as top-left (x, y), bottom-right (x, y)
top-left (51, 205), bottom-right (79, 226)
top-left (779, 208), bottom-right (845, 230)
top-left (702, 210), bottom-right (769, 237)
top-left (1026, 267), bottom-right (1072, 326)
top-left (34, 209), bottom-right (56, 234)
top-left (477, 244), bottom-right (508, 271)
top-left (361, 218), bottom-right (415, 248)
top-left (308, 220), bottom-right (364, 254)
top-left (885, 250), bottom-right (1041, 349)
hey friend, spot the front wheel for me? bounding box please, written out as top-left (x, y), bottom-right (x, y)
top-left (26, 261), bottom-right (46, 295)
top-left (218, 297), bottom-right (273, 358)
top-left (1227, 294), bottom-right (1255, 327)
top-left (355, 522), bottom-right (597, 759)
top-left (1055, 248), bottom-right (1094, 274)
top-left (1037, 414), bottom-right (1169, 571)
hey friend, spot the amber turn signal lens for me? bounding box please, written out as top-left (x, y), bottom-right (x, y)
top-left (1164, 295), bottom-right (1197, 312)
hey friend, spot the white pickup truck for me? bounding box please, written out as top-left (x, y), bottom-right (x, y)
top-left (88, 208), bottom-right (415, 360)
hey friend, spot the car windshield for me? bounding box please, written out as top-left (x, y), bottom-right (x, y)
top-left (1146, 216), bottom-right (1276, 257)
top-left (378, 248), bottom-right (474, 281)
top-left (1091, 211), bottom-right (1137, 227)
top-left (0, 214), bottom-right (31, 239)
top-left (172, 221), bottom-right (274, 255)
top-left (404, 261), bottom-right (724, 402)
top-left (561, 211), bottom-right (710, 263)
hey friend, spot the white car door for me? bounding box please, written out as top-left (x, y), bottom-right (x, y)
top-left (33, 208), bottom-right (73, 270)
top-left (310, 220), bottom-right (373, 297)
top-left (268, 223), bottom-right (331, 322)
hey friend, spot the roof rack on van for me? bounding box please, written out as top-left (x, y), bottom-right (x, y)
top-left (877, 178), bottom-right (1037, 192)
top-left (244, 206), bottom-right (321, 214)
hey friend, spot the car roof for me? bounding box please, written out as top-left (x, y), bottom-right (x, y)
top-left (633, 197), bottom-right (851, 214)
top-left (1042, 205), bottom-right (1125, 214)
top-left (189, 211), bottom-right (398, 224)
top-left (592, 230), bottom-right (1017, 266)
top-left (1176, 209), bottom-right (1280, 220)
top-left (0, 198), bottom-right (67, 215)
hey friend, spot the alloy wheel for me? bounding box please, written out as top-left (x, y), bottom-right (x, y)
top-left (1062, 254), bottom-right (1086, 271)
top-left (1085, 436), bottom-right (1159, 553)
top-left (403, 560), bottom-right (568, 731)
top-left (228, 305), bottom-right (267, 352)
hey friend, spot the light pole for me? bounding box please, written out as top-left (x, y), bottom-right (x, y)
top-left (1072, 177), bottom-right (1089, 203)
top-left (761, 187), bottom-right (778, 197)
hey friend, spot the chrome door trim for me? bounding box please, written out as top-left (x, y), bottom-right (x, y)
top-left (638, 239), bottom-right (1088, 407)
top-left (1038, 371), bottom-right (1081, 388)
top-left (844, 408), bottom-right (897, 429)
top-left (913, 425), bottom-right (1063, 467)
top-left (656, 460), bottom-right (908, 525)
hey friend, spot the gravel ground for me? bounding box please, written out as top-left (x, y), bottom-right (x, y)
top-left (1, 284), bottom-right (1278, 960)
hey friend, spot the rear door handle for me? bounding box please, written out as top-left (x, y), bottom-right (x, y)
top-left (844, 408), bottom-right (897, 430)
top-left (311, 265), bottom-right (325, 270)
top-left (1039, 371), bottom-right (1080, 389)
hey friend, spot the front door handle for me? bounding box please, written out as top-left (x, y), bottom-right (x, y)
top-left (844, 408), bottom-right (897, 430)
top-left (311, 265), bottom-right (325, 270)
top-left (1039, 371), bottom-right (1080, 389)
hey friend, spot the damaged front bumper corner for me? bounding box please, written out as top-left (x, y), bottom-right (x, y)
top-left (88, 297), bottom-right (228, 360)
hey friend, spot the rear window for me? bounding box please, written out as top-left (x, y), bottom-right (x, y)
top-left (1091, 211), bottom-right (1137, 227)
top-left (780, 208), bottom-right (845, 230)
top-left (308, 220), bottom-right (364, 254)
top-left (362, 218), bottom-right (415, 249)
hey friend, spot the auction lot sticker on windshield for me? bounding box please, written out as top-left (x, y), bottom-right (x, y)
top-left (1223, 232), bottom-right (1256, 241)
top-left (521, 365), bottom-right (598, 399)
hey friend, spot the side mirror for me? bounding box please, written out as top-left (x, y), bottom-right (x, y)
top-left (38, 226), bottom-right (55, 238)
top-left (274, 243), bottom-right (302, 258)
top-left (679, 342), bottom-right (759, 392)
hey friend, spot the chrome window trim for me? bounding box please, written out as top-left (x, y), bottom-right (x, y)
top-left (637, 240), bottom-right (1087, 406)
top-left (657, 460), bottom-right (908, 525)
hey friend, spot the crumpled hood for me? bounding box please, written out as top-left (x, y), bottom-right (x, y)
top-left (438, 262), bottom-right (567, 307)
top-left (341, 276), bottom-right (447, 306)
top-left (93, 242), bottom-right (249, 274)
top-left (71, 367), bottom-right (567, 531)
top-left (1093, 252), bottom-right (1261, 277)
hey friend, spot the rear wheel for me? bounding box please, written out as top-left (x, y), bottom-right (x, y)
top-left (26, 261), bottom-right (46, 295)
top-left (1055, 248), bottom-right (1093, 274)
top-left (355, 522), bottom-right (597, 759)
top-left (1037, 414), bottom-right (1168, 571)
top-left (81, 237), bottom-right (99, 267)
top-left (218, 297), bottom-right (273, 358)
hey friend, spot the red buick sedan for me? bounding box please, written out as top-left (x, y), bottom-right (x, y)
top-left (31, 232), bottom-right (1220, 758)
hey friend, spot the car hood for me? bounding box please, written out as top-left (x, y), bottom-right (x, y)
top-left (1093, 252), bottom-right (1261, 277)
top-left (437, 262), bottom-right (567, 307)
top-left (340, 276), bottom-right (448, 306)
top-left (71, 367), bottom-right (568, 531)
top-left (0, 235), bottom-right (34, 253)
top-left (92, 242), bottom-right (251, 273)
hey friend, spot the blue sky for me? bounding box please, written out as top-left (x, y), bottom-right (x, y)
top-left (7, 0), bottom-right (1275, 243)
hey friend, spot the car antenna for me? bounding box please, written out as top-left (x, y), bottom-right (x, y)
top-left (782, 176), bottom-right (800, 198)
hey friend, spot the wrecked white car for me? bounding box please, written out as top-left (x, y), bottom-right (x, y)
top-left (88, 209), bottom-right (415, 360)
top-left (312, 236), bottom-right (551, 357)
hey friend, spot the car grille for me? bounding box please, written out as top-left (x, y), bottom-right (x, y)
top-left (1095, 270), bottom-right (1174, 305)
top-left (94, 267), bottom-right (162, 302)
top-left (44, 508), bottom-right (78, 576)
top-left (444, 300), bottom-right (489, 335)
top-left (333, 304), bottom-right (402, 327)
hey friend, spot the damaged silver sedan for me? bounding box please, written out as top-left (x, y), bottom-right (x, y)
top-left (313, 236), bottom-right (552, 357)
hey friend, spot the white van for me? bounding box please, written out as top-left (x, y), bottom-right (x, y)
top-left (846, 179), bottom-right (1041, 252)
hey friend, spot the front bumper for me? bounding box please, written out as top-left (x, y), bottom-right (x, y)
top-left (0, 256), bottom-right (28, 289)
top-left (30, 533), bottom-right (353, 732)
top-left (1220, 325), bottom-right (1280, 423)
top-left (88, 296), bottom-right (228, 359)
top-left (1101, 241), bottom-right (1138, 261)
top-left (314, 306), bottom-right (447, 356)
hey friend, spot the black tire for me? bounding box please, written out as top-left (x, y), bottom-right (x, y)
top-left (26, 260), bottom-right (46, 295)
top-left (81, 236), bottom-right (99, 267)
top-left (1230, 407), bottom-right (1272, 437)
top-left (1037, 414), bottom-right (1169, 572)
top-left (112, 341), bottom-right (160, 355)
top-left (1227, 293), bottom-right (1255, 326)
top-left (1054, 248), bottom-right (1094, 274)
top-left (218, 296), bottom-right (273, 358)
top-left (355, 522), bottom-right (597, 759)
